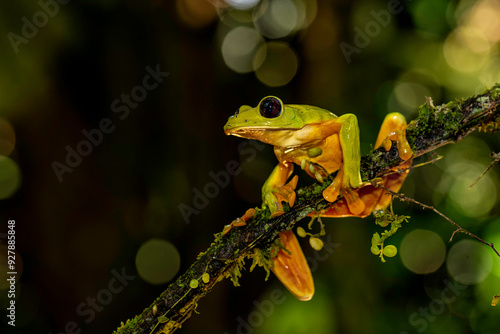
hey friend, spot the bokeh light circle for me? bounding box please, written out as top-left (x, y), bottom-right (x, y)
top-left (446, 239), bottom-right (492, 285)
top-left (400, 229), bottom-right (446, 274)
top-left (135, 239), bottom-right (181, 285)
top-left (254, 41), bottom-right (298, 87)
top-left (465, 1), bottom-right (500, 44)
top-left (0, 118), bottom-right (16, 156)
top-left (175, 0), bottom-right (218, 29)
top-left (393, 82), bottom-right (430, 115)
top-left (253, 0), bottom-right (299, 39)
top-left (410, 0), bottom-right (449, 35)
top-left (443, 27), bottom-right (490, 73)
top-left (447, 162), bottom-right (497, 218)
top-left (0, 156), bottom-right (21, 199)
top-left (221, 26), bottom-right (265, 73)
top-left (226, 0), bottom-right (260, 10)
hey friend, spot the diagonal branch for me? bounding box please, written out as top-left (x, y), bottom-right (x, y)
top-left (113, 84), bottom-right (500, 334)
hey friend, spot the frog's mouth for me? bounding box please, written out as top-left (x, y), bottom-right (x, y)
top-left (225, 126), bottom-right (290, 137)
top-left (224, 126), bottom-right (300, 147)
top-left (224, 127), bottom-right (268, 137)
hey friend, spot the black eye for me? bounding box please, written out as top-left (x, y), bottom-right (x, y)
top-left (259, 97), bottom-right (282, 118)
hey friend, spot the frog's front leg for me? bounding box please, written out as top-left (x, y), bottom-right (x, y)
top-left (319, 114), bottom-right (365, 214)
top-left (319, 112), bottom-right (412, 218)
top-left (262, 161), bottom-right (298, 217)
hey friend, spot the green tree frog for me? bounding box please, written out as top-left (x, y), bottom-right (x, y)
top-left (224, 96), bottom-right (412, 301)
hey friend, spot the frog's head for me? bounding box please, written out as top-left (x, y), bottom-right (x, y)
top-left (224, 96), bottom-right (335, 146)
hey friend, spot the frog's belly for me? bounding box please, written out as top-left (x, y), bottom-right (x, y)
top-left (288, 134), bottom-right (343, 176)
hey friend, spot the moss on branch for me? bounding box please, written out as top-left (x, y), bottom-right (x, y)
top-left (114, 84), bottom-right (500, 334)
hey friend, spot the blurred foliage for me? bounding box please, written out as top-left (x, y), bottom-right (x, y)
top-left (0, 0), bottom-right (499, 333)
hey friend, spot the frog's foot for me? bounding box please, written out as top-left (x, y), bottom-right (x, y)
top-left (264, 175), bottom-right (299, 218)
top-left (222, 208), bottom-right (257, 235)
top-left (375, 113), bottom-right (412, 161)
top-left (322, 170), bottom-right (365, 215)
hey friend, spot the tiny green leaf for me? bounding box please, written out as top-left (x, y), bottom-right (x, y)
top-left (371, 245), bottom-right (380, 255)
top-left (202, 273), bottom-right (210, 283)
top-left (189, 279), bottom-right (199, 288)
top-left (157, 315), bottom-right (169, 323)
top-left (297, 226), bottom-right (306, 238)
top-left (309, 237), bottom-right (324, 251)
top-left (382, 245), bottom-right (398, 257)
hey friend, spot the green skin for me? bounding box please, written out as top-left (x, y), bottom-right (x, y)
top-left (224, 96), bottom-right (364, 217)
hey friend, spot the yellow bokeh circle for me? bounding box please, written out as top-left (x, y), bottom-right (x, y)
top-left (254, 41), bottom-right (298, 87)
top-left (446, 239), bottom-right (492, 285)
top-left (222, 26), bottom-right (265, 73)
top-left (136, 239), bottom-right (181, 285)
top-left (400, 229), bottom-right (446, 274)
top-left (0, 156), bottom-right (21, 200)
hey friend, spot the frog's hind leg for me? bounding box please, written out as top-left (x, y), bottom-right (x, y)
top-left (372, 112), bottom-right (412, 210)
top-left (375, 113), bottom-right (412, 161)
top-left (271, 230), bottom-right (314, 301)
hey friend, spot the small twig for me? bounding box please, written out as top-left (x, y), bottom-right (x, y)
top-left (376, 154), bottom-right (443, 179)
top-left (372, 182), bottom-right (500, 258)
top-left (468, 152), bottom-right (500, 190)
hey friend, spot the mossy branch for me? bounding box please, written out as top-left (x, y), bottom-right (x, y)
top-left (113, 84), bottom-right (500, 334)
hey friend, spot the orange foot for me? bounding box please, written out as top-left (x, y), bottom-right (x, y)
top-left (222, 208), bottom-right (257, 235)
top-left (322, 170), bottom-right (366, 215)
top-left (266, 175), bottom-right (299, 218)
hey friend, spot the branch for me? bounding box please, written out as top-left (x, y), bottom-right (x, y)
top-left (113, 84), bottom-right (500, 334)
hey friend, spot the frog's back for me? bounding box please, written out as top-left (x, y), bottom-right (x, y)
top-left (286, 104), bottom-right (337, 125)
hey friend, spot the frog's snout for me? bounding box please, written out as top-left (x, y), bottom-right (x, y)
top-left (224, 104), bottom-right (256, 136)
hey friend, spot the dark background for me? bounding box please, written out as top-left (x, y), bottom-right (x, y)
top-left (0, 0), bottom-right (499, 333)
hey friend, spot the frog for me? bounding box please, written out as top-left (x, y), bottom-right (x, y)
top-left (223, 96), bottom-right (412, 301)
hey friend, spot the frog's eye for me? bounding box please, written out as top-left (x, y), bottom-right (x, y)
top-left (259, 97), bottom-right (282, 118)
